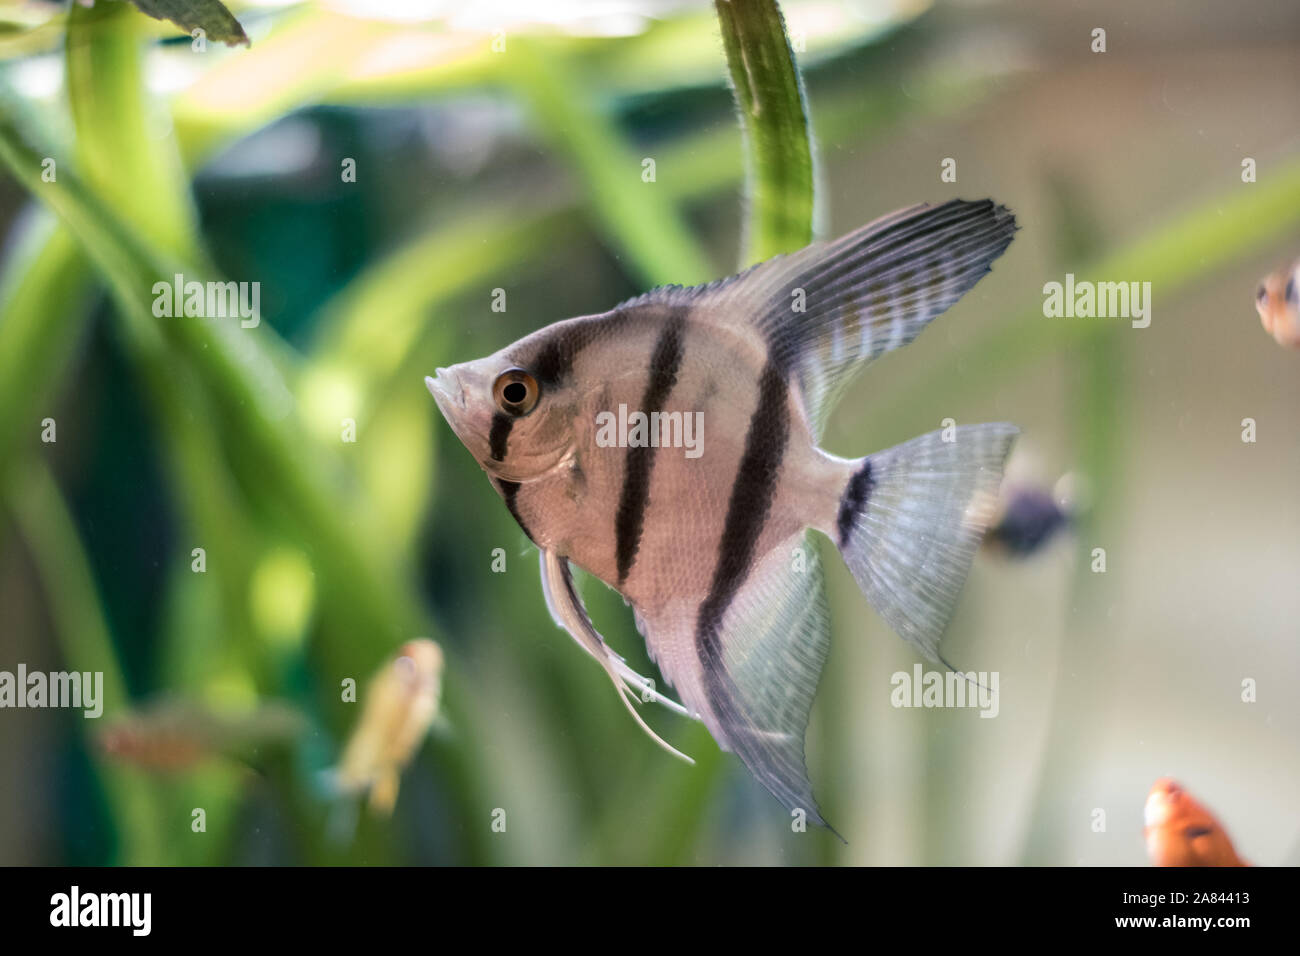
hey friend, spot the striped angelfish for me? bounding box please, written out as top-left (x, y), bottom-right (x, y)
top-left (427, 198), bottom-right (1019, 828)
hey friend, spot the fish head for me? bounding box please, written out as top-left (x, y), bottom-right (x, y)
top-left (394, 639), bottom-right (443, 695)
top-left (426, 344), bottom-right (579, 482)
top-left (1256, 263), bottom-right (1299, 335)
top-left (1143, 777), bottom-right (1244, 867)
top-left (1143, 777), bottom-right (1194, 831)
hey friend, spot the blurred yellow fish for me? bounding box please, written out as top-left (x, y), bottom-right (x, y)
top-left (1143, 778), bottom-right (1248, 867)
top-left (333, 639), bottom-right (444, 815)
top-left (1254, 260), bottom-right (1300, 349)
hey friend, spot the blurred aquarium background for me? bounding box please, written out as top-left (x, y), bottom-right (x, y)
top-left (0, 0), bottom-right (1296, 866)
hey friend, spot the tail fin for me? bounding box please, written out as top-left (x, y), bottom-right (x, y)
top-left (834, 423), bottom-right (1018, 662)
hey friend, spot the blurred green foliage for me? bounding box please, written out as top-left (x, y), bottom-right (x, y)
top-left (0, 0), bottom-right (1296, 866)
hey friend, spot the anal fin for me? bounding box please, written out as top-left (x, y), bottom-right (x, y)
top-left (638, 531), bottom-right (836, 829)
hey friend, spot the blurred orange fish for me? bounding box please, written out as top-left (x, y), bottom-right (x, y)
top-left (1255, 260), bottom-right (1300, 349)
top-left (97, 700), bottom-right (305, 772)
top-left (1143, 778), bottom-right (1248, 867)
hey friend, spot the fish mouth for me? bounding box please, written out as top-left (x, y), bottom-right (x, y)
top-left (1143, 795), bottom-right (1169, 828)
top-left (1144, 779), bottom-right (1182, 827)
top-left (425, 368), bottom-right (465, 416)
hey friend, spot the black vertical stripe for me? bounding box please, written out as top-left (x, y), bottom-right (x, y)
top-left (532, 332), bottom-right (575, 387)
top-left (695, 359), bottom-right (790, 693)
top-left (488, 413), bottom-right (513, 462)
top-left (485, 314), bottom-right (625, 538)
top-left (488, 315), bottom-right (617, 465)
top-left (614, 313), bottom-right (687, 584)
top-left (836, 460), bottom-right (875, 547)
top-left (496, 478), bottom-right (533, 543)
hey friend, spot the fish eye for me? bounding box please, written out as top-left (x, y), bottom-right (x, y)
top-left (1256, 284), bottom-right (1268, 303)
top-left (492, 368), bottom-right (539, 415)
top-left (1286, 274), bottom-right (1297, 306)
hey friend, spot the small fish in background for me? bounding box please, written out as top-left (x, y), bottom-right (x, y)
top-left (985, 486), bottom-right (1066, 556)
top-left (428, 199), bottom-right (1019, 828)
top-left (984, 467), bottom-right (1082, 558)
top-left (97, 700), bottom-right (305, 772)
top-left (1144, 778), bottom-right (1249, 867)
top-left (1254, 260), bottom-right (1300, 349)
top-left (331, 639), bottom-right (444, 816)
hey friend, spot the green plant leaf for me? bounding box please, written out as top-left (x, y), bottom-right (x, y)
top-left (0, 111), bottom-right (402, 682)
top-left (505, 38), bottom-right (715, 288)
top-left (67, 1), bottom-right (199, 257)
top-left (0, 216), bottom-right (93, 486)
top-left (124, 0), bottom-right (248, 47)
top-left (5, 460), bottom-right (165, 865)
top-left (715, 0), bottom-right (815, 263)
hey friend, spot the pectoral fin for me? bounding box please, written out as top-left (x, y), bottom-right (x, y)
top-left (538, 549), bottom-right (695, 764)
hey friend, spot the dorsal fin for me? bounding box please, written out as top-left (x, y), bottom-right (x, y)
top-left (615, 199), bottom-right (1017, 438)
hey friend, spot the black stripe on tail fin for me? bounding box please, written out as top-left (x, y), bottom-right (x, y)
top-left (835, 423), bottom-right (1018, 663)
top-left (836, 460), bottom-right (874, 547)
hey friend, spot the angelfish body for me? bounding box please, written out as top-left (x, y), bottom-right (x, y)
top-left (428, 199), bottom-right (1019, 826)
